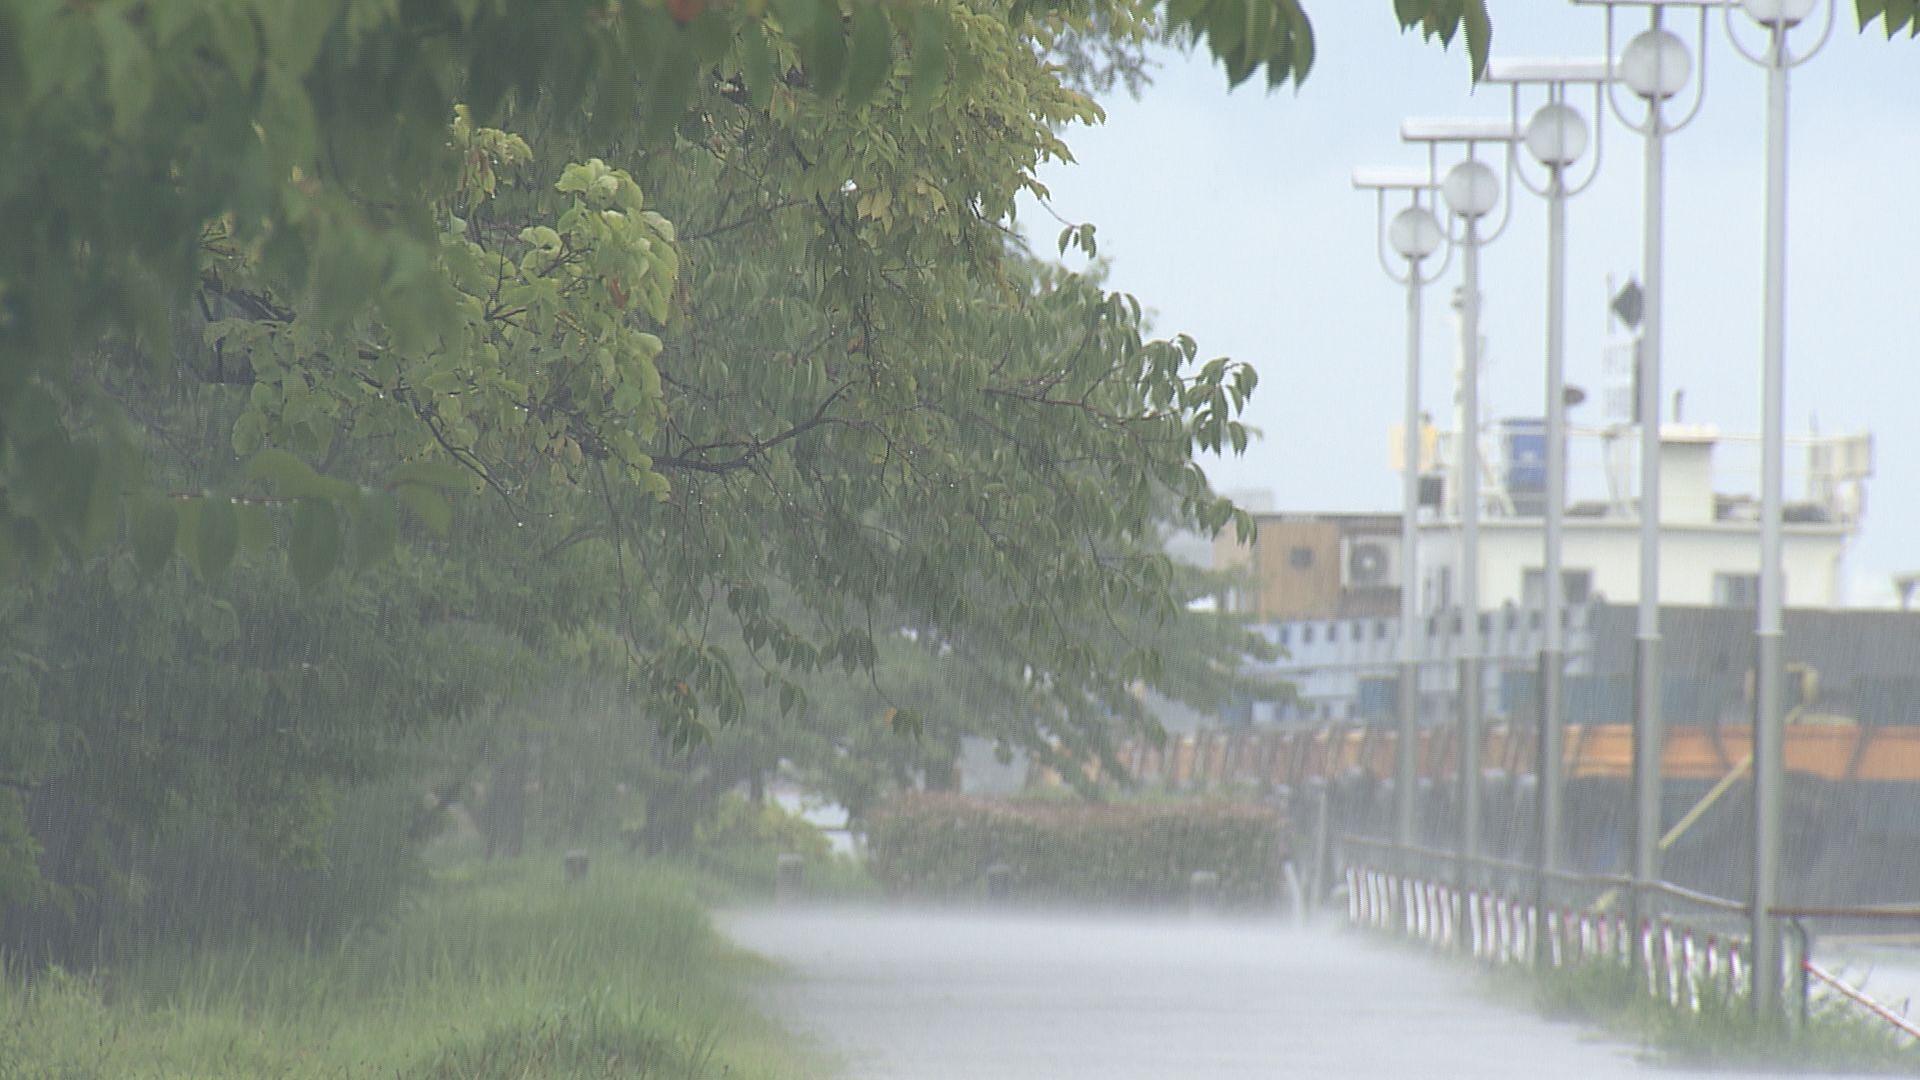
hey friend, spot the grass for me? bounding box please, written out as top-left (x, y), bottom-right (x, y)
top-left (0, 856), bottom-right (822, 1080)
top-left (1490, 955), bottom-right (1920, 1073)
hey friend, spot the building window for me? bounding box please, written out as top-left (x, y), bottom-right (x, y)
top-left (1522, 568), bottom-right (1594, 607)
top-left (1714, 573), bottom-right (1761, 608)
top-left (1302, 625), bottom-right (1316, 644)
top-left (1289, 545), bottom-right (1314, 570)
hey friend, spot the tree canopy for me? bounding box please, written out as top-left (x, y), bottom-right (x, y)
top-left (0, 0), bottom-right (1506, 581)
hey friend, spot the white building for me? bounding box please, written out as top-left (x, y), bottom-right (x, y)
top-left (1415, 422), bottom-right (1872, 614)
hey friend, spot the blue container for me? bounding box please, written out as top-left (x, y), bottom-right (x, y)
top-left (1502, 418), bottom-right (1547, 515)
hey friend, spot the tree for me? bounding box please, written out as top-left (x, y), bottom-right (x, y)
top-left (0, 0), bottom-right (1508, 580)
top-left (0, 0), bottom-right (1284, 958)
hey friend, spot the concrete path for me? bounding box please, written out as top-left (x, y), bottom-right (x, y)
top-left (725, 906), bottom-right (1827, 1080)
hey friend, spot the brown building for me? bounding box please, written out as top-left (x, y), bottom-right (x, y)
top-left (1213, 511), bottom-right (1402, 621)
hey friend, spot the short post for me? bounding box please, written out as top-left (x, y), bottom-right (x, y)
top-left (983, 861), bottom-right (1014, 901)
top-left (563, 848), bottom-right (591, 884)
top-left (1281, 860), bottom-right (1308, 924)
top-left (1189, 870), bottom-right (1221, 913)
top-left (775, 852), bottom-right (806, 903)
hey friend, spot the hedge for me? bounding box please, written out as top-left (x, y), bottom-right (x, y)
top-left (864, 794), bottom-right (1287, 905)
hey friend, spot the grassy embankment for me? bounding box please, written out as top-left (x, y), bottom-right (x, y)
top-left (0, 857), bottom-right (824, 1080)
top-left (1491, 953), bottom-right (1920, 1073)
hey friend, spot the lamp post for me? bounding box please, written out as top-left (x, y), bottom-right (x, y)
top-left (1483, 57), bottom-right (1611, 966)
top-left (1354, 166), bottom-right (1450, 860)
top-left (1575, 0), bottom-right (1717, 974)
top-left (1401, 118), bottom-right (1518, 940)
top-left (1723, 0), bottom-right (1835, 1020)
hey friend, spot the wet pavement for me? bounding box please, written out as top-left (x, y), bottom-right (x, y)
top-left (725, 906), bottom-right (1737, 1080)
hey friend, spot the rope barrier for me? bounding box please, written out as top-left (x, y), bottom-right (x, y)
top-left (1804, 962), bottom-right (1920, 1043)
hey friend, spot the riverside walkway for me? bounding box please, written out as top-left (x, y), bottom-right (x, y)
top-left (726, 906), bottom-right (1873, 1080)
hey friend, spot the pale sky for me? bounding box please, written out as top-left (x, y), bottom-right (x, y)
top-left (1020, 3), bottom-right (1920, 605)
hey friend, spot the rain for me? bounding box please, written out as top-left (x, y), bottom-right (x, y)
top-left (3, 1), bottom-right (1920, 1078)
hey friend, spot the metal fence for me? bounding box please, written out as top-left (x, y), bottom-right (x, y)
top-left (1335, 833), bottom-right (1920, 1044)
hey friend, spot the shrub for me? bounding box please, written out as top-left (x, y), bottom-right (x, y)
top-left (125, 774), bottom-right (430, 956)
top-left (690, 794), bottom-right (876, 898)
top-left (865, 794), bottom-right (1287, 905)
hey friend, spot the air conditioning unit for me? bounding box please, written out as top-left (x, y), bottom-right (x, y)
top-left (1343, 537), bottom-right (1400, 589)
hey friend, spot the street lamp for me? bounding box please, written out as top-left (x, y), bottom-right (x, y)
top-left (1401, 117), bottom-right (1519, 935)
top-left (1723, 0), bottom-right (1836, 1020)
top-left (1574, 0), bottom-right (1719, 973)
top-left (1483, 55), bottom-right (1612, 967)
top-left (1353, 165), bottom-right (1450, 860)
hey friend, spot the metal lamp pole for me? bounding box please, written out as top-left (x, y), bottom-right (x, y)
top-left (1723, 0), bottom-right (1834, 1019)
top-left (1354, 167), bottom-right (1451, 858)
top-left (1402, 118), bottom-right (1519, 943)
top-left (1579, 0), bottom-right (1717, 973)
top-left (1484, 57), bottom-right (1612, 963)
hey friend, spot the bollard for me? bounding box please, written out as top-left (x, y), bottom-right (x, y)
top-left (983, 861), bottom-right (1013, 901)
top-left (1189, 870), bottom-right (1221, 913)
top-left (563, 849), bottom-right (591, 884)
top-left (1283, 860), bottom-right (1307, 925)
top-left (775, 852), bottom-right (805, 903)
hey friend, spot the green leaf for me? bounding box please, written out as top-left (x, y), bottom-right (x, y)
top-left (265, 0), bottom-right (342, 76)
top-left (802, 0), bottom-right (849, 95)
top-left (216, 367), bottom-right (260, 419)
top-left (190, 597), bottom-right (240, 648)
top-left (907, 7), bottom-right (949, 114)
top-left (690, 8), bottom-right (733, 61)
top-left (130, 498), bottom-right (178, 577)
top-left (1280, 0), bottom-right (1314, 84)
top-left (207, 4), bottom-right (261, 76)
top-left (248, 448), bottom-right (358, 501)
top-left (741, 26), bottom-right (776, 109)
top-left (845, 5), bottom-right (894, 104)
top-left (236, 503), bottom-right (275, 554)
top-left (248, 447), bottom-right (320, 489)
top-left (259, 72), bottom-right (318, 175)
top-left (395, 483), bottom-right (452, 535)
top-left (289, 498), bottom-right (343, 587)
top-left (1463, 0), bottom-right (1491, 85)
top-left (196, 497), bottom-right (240, 581)
top-left (94, 9), bottom-right (155, 132)
top-left (641, 24), bottom-right (702, 142)
top-left (173, 498), bottom-right (201, 572)
top-left (347, 492), bottom-right (400, 572)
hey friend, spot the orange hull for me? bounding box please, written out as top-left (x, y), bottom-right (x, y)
top-left (1099, 722), bottom-right (1920, 791)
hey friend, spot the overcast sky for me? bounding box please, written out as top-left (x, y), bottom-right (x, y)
top-left (1019, 3), bottom-right (1919, 605)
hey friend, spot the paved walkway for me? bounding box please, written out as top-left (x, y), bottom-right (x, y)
top-left (726, 906), bottom-right (1808, 1080)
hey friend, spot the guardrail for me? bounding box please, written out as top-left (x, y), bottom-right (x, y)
top-left (1335, 834), bottom-right (1920, 1044)
top-left (1344, 862), bottom-right (1761, 1015)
